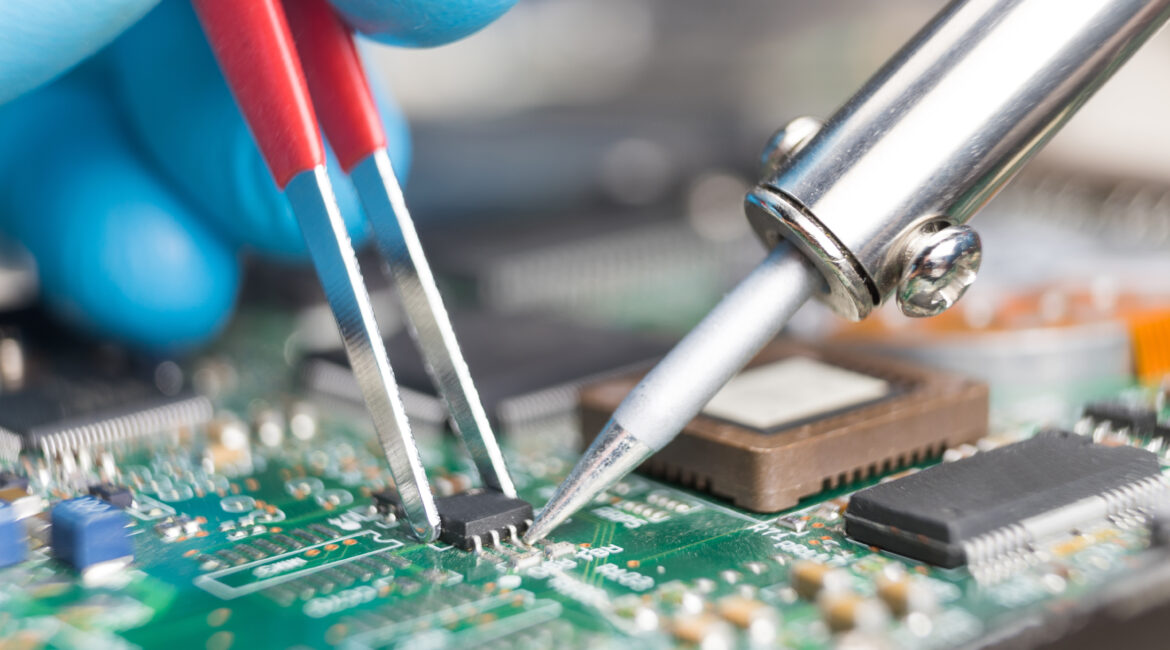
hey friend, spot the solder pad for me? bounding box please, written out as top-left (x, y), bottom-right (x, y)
top-left (579, 339), bottom-right (989, 512)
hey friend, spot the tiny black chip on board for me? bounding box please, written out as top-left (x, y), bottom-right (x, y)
top-left (1082, 401), bottom-right (1158, 435)
top-left (370, 488), bottom-right (401, 516)
top-left (88, 483), bottom-right (133, 509)
top-left (845, 431), bottom-right (1164, 568)
top-left (436, 489), bottom-right (533, 551)
top-left (0, 471), bottom-right (28, 491)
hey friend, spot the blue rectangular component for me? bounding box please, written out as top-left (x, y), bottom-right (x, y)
top-left (51, 496), bottom-right (133, 570)
top-left (0, 501), bottom-right (26, 568)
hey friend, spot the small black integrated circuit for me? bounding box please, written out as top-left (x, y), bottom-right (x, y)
top-left (1082, 401), bottom-right (1159, 436)
top-left (436, 489), bottom-right (533, 551)
top-left (88, 483), bottom-right (133, 509)
top-left (0, 470), bottom-right (28, 491)
top-left (845, 431), bottom-right (1166, 568)
top-left (370, 488), bottom-right (402, 517)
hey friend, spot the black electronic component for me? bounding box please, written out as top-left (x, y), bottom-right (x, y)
top-left (0, 470), bottom-right (28, 491)
top-left (252, 537), bottom-right (284, 558)
top-left (88, 483), bottom-right (133, 509)
top-left (845, 431), bottom-right (1165, 567)
top-left (289, 529), bottom-right (324, 545)
top-left (371, 488), bottom-right (402, 517)
top-left (1149, 504), bottom-right (1170, 548)
top-left (356, 557), bottom-right (391, 577)
top-left (436, 489), bottom-right (533, 551)
top-left (421, 206), bottom-right (759, 331)
top-left (1082, 401), bottom-right (1158, 435)
top-left (343, 563), bottom-right (374, 582)
top-left (270, 533), bottom-right (304, 550)
top-left (302, 311), bottom-right (671, 431)
top-left (215, 550), bottom-right (248, 566)
top-left (0, 383), bottom-right (212, 458)
top-left (309, 523), bottom-right (339, 538)
top-left (0, 312), bottom-right (213, 461)
top-left (233, 544), bottom-right (266, 561)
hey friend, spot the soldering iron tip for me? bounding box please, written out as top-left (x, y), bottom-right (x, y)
top-left (523, 419), bottom-right (654, 544)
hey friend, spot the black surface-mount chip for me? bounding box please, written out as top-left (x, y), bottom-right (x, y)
top-left (436, 489), bottom-right (533, 551)
top-left (88, 483), bottom-right (133, 509)
top-left (845, 431), bottom-right (1167, 568)
top-left (370, 488), bottom-right (402, 517)
top-left (1082, 401), bottom-right (1158, 436)
top-left (0, 383), bottom-right (212, 459)
top-left (0, 313), bottom-right (214, 461)
top-left (0, 470), bottom-right (28, 491)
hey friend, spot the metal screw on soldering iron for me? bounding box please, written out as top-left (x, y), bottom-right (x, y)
top-left (896, 224), bottom-right (982, 318)
top-left (759, 116), bottom-right (982, 319)
top-left (760, 116), bottom-right (823, 177)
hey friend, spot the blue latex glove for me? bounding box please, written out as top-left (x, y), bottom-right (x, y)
top-left (0, 0), bottom-right (515, 351)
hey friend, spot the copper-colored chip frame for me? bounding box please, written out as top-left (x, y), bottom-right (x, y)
top-left (579, 339), bottom-right (989, 513)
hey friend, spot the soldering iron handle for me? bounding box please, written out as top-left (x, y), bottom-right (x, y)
top-left (190, 0), bottom-right (325, 189)
top-left (746, 0), bottom-right (1170, 322)
top-left (283, 0), bottom-right (388, 173)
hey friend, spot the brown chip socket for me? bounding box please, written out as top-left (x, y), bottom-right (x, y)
top-left (579, 339), bottom-right (988, 512)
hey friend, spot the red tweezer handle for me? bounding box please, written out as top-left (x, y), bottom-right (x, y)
top-left (191, 0), bottom-right (325, 188)
top-left (284, 0), bottom-right (387, 173)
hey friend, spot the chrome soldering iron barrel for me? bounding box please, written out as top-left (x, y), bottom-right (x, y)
top-left (746, 0), bottom-right (1170, 322)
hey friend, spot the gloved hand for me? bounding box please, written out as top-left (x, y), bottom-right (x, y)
top-left (0, 0), bottom-right (514, 351)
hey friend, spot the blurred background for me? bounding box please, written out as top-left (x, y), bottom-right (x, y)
top-left (7, 0), bottom-right (1166, 426)
top-left (345, 0), bottom-right (1170, 423)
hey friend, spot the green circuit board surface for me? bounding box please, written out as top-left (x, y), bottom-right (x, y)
top-left (0, 311), bottom-right (1166, 650)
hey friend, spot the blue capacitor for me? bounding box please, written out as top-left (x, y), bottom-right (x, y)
top-left (0, 500), bottom-right (26, 568)
top-left (51, 496), bottom-right (133, 570)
